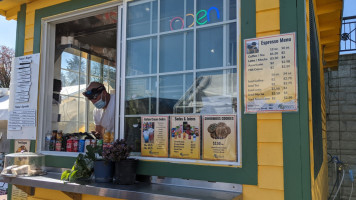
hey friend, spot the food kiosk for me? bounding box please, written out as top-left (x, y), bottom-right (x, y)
top-left (0, 0), bottom-right (343, 199)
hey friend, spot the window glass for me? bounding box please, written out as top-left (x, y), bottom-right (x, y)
top-left (124, 117), bottom-right (141, 152)
top-left (160, 32), bottom-right (193, 73)
top-left (125, 77), bottom-right (157, 115)
top-left (197, 26), bottom-right (223, 69)
top-left (123, 0), bottom-right (239, 163)
top-left (126, 37), bottom-right (157, 76)
top-left (196, 69), bottom-right (237, 114)
top-left (59, 95), bottom-right (79, 122)
top-left (127, 0), bottom-right (157, 37)
top-left (159, 73), bottom-right (193, 114)
top-left (229, 0), bottom-right (237, 20)
top-left (58, 122), bottom-right (78, 133)
top-left (227, 23), bottom-right (237, 66)
top-left (160, 0), bottom-right (185, 32)
top-left (197, 0), bottom-right (223, 25)
top-left (78, 97), bottom-right (87, 123)
top-left (90, 57), bottom-right (102, 77)
top-left (61, 70), bottom-right (79, 89)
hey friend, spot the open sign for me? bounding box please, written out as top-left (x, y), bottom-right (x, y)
top-left (170, 7), bottom-right (221, 31)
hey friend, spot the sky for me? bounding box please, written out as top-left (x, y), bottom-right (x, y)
top-left (0, 16), bottom-right (16, 50)
top-left (0, 0), bottom-right (355, 51)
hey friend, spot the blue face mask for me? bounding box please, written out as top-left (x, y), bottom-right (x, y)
top-left (94, 94), bottom-right (106, 109)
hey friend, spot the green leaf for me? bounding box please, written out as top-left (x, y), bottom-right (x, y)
top-left (61, 169), bottom-right (71, 181)
top-left (68, 170), bottom-right (78, 182)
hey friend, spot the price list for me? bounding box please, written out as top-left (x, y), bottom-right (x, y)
top-left (244, 33), bottom-right (298, 113)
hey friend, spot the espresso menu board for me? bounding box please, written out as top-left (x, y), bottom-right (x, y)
top-left (141, 116), bottom-right (169, 157)
top-left (202, 115), bottom-right (236, 161)
top-left (170, 116), bottom-right (201, 159)
top-left (244, 33), bottom-right (298, 113)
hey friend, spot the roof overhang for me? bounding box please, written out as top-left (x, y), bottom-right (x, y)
top-left (315, 0), bottom-right (343, 69)
top-left (0, 0), bottom-right (32, 20)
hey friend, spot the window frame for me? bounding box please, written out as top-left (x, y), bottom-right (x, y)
top-left (37, 2), bottom-right (122, 155)
top-left (38, 0), bottom-right (242, 167)
top-left (120, 0), bottom-right (242, 166)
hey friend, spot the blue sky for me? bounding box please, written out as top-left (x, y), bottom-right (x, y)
top-left (0, 16), bottom-right (16, 49)
top-left (0, 0), bottom-right (355, 50)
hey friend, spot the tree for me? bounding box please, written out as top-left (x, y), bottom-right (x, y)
top-left (62, 54), bottom-right (86, 87)
top-left (0, 45), bottom-right (14, 88)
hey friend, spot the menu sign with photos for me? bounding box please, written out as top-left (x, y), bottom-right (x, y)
top-left (141, 116), bottom-right (169, 157)
top-left (170, 116), bottom-right (201, 159)
top-left (244, 32), bottom-right (298, 113)
top-left (202, 115), bottom-right (236, 161)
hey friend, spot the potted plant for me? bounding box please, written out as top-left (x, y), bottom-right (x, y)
top-left (61, 152), bottom-right (94, 184)
top-left (86, 145), bottom-right (114, 183)
top-left (102, 139), bottom-right (137, 184)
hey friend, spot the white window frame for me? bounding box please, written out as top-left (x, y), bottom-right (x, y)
top-left (121, 0), bottom-right (242, 166)
top-left (37, 1), bottom-right (122, 156)
top-left (37, 0), bottom-right (241, 167)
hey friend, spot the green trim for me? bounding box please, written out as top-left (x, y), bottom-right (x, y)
top-left (9, 5), bottom-right (27, 199)
top-left (32, 0), bottom-right (257, 184)
top-left (280, 0), bottom-right (311, 200)
top-left (7, 184), bottom-right (12, 200)
top-left (45, 156), bottom-right (76, 168)
top-left (15, 4), bottom-right (26, 57)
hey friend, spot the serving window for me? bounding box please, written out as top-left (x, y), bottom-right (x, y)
top-left (40, 0), bottom-right (240, 166)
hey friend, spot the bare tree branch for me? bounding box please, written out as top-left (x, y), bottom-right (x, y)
top-left (0, 45), bottom-right (14, 88)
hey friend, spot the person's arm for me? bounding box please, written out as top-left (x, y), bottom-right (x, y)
top-left (95, 125), bottom-right (105, 137)
top-left (93, 108), bottom-right (105, 137)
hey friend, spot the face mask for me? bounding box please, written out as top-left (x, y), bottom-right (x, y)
top-left (94, 93), bottom-right (106, 109)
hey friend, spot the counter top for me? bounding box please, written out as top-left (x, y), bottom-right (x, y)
top-left (2, 173), bottom-right (242, 200)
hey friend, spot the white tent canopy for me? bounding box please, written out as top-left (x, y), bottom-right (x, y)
top-left (0, 89), bottom-right (9, 120)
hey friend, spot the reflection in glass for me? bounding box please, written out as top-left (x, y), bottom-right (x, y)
top-left (127, 0), bottom-right (157, 37)
top-left (159, 74), bottom-right (193, 114)
top-left (126, 37), bottom-right (157, 76)
top-left (160, 31), bottom-right (193, 72)
top-left (125, 77), bottom-right (157, 115)
top-left (124, 117), bottom-right (141, 153)
top-left (197, 26), bottom-right (223, 69)
top-left (195, 69), bottom-right (237, 114)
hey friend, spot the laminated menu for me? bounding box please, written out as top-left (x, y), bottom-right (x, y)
top-left (141, 116), bottom-right (169, 157)
top-left (244, 32), bottom-right (298, 113)
top-left (170, 116), bottom-right (200, 159)
top-left (202, 115), bottom-right (236, 161)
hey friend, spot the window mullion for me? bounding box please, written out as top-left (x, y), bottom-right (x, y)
top-left (193, 0), bottom-right (197, 114)
top-left (85, 53), bottom-right (90, 132)
top-left (156, 0), bottom-right (160, 115)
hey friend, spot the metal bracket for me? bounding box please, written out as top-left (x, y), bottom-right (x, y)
top-left (14, 185), bottom-right (35, 196)
top-left (62, 191), bottom-right (82, 200)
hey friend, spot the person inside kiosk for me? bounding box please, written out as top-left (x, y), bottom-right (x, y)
top-left (83, 82), bottom-right (115, 137)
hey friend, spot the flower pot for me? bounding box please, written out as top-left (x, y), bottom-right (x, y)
top-left (113, 159), bottom-right (137, 185)
top-left (94, 160), bottom-right (114, 183)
